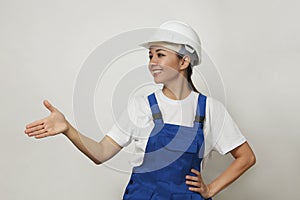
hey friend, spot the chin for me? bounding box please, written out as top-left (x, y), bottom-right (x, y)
top-left (153, 78), bottom-right (164, 84)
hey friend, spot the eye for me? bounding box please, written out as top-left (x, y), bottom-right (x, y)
top-left (149, 55), bottom-right (153, 59)
top-left (157, 53), bottom-right (165, 57)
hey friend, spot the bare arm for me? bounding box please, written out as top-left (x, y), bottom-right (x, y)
top-left (63, 123), bottom-right (122, 164)
top-left (24, 100), bottom-right (122, 165)
top-left (186, 141), bottom-right (256, 198)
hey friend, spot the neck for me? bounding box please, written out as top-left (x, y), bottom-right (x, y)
top-left (162, 76), bottom-right (192, 100)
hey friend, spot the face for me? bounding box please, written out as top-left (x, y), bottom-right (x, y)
top-left (148, 47), bottom-right (185, 84)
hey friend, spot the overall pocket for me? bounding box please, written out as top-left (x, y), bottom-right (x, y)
top-left (156, 133), bottom-right (198, 169)
top-left (157, 131), bottom-right (198, 153)
top-left (155, 133), bottom-right (199, 184)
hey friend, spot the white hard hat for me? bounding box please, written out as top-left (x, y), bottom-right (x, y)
top-left (140, 20), bottom-right (202, 66)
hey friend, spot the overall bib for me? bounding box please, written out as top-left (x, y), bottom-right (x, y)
top-left (123, 92), bottom-right (211, 200)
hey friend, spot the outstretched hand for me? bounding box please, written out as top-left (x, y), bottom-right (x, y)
top-left (186, 168), bottom-right (212, 199)
top-left (24, 100), bottom-right (68, 139)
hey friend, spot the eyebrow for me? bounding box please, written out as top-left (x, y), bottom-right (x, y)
top-left (148, 49), bottom-right (167, 54)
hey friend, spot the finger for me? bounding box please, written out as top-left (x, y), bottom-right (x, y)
top-left (189, 187), bottom-right (204, 195)
top-left (191, 168), bottom-right (201, 176)
top-left (186, 175), bottom-right (199, 181)
top-left (186, 180), bottom-right (201, 187)
top-left (188, 187), bottom-right (201, 193)
top-left (43, 100), bottom-right (56, 113)
top-left (35, 132), bottom-right (50, 139)
top-left (26, 120), bottom-right (44, 129)
top-left (25, 124), bottom-right (45, 134)
top-left (28, 128), bottom-right (47, 137)
top-left (190, 185), bottom-right (208, 195)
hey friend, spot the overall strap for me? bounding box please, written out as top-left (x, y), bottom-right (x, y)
top-left (147, 93), bottom-right (164, 123)
top-left (194, 93), bottom-right (207, 124)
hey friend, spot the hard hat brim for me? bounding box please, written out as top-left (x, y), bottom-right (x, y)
top-left (139, 28), bottom-right (201, 65)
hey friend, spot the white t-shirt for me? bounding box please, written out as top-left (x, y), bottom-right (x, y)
top-left (106, 89), bottom-right (246, 167)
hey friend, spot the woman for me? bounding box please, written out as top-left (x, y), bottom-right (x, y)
top-left (24, 21), bottom-right (256, 199)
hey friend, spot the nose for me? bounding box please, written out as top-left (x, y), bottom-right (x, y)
top-left (149, 62), bottom-right (159, 70)
top-left (149, 55), bottom-right (158, 67)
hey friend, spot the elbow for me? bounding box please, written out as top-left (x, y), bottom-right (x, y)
top-left (94, 160), bottom-right (102, 165)
top-left (250, 154), bottom-right (256, 166)
top-left (94, 160), bottom-right (103, 165)
top-left (247, 152), bottom-right (256, 169)
top-left (92, 157), bottom-right (103, 165)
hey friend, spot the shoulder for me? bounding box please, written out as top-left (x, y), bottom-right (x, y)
top-left (203, 95), bottom-right (229, 128)
top-left (205, 96), bottom-right (227, 113)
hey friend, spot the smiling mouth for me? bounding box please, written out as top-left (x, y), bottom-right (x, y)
top-left (152, 69), bottom-right (163, 76)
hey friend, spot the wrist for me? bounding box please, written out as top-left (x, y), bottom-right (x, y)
top-left (63, 120), bottom-right (73, 137)
top-left (206, 183), bottom-right (215, 198)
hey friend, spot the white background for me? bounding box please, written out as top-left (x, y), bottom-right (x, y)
top-left (1, 0), bottom-right (299, 199)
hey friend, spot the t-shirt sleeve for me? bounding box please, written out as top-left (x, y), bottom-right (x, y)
top-left (204, 97), bottom-right (246, 155)
top-left (106, 95), bottom-right (152, 147)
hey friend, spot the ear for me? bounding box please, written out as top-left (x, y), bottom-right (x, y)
top-left (179, 55), bottom-right (191, 70)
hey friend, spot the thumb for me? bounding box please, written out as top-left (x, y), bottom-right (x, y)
top-left (43, 100), bottom-right (56, 113)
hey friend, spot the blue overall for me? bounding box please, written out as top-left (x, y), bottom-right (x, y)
top-left (123, 92), bottom-right (211, 200)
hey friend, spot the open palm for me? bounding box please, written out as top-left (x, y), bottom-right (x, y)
top-left (25, 100), bottom-right (68, 139)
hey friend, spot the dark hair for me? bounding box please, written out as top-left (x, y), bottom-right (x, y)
top-left (177, 54), bottom-right (199, 93)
